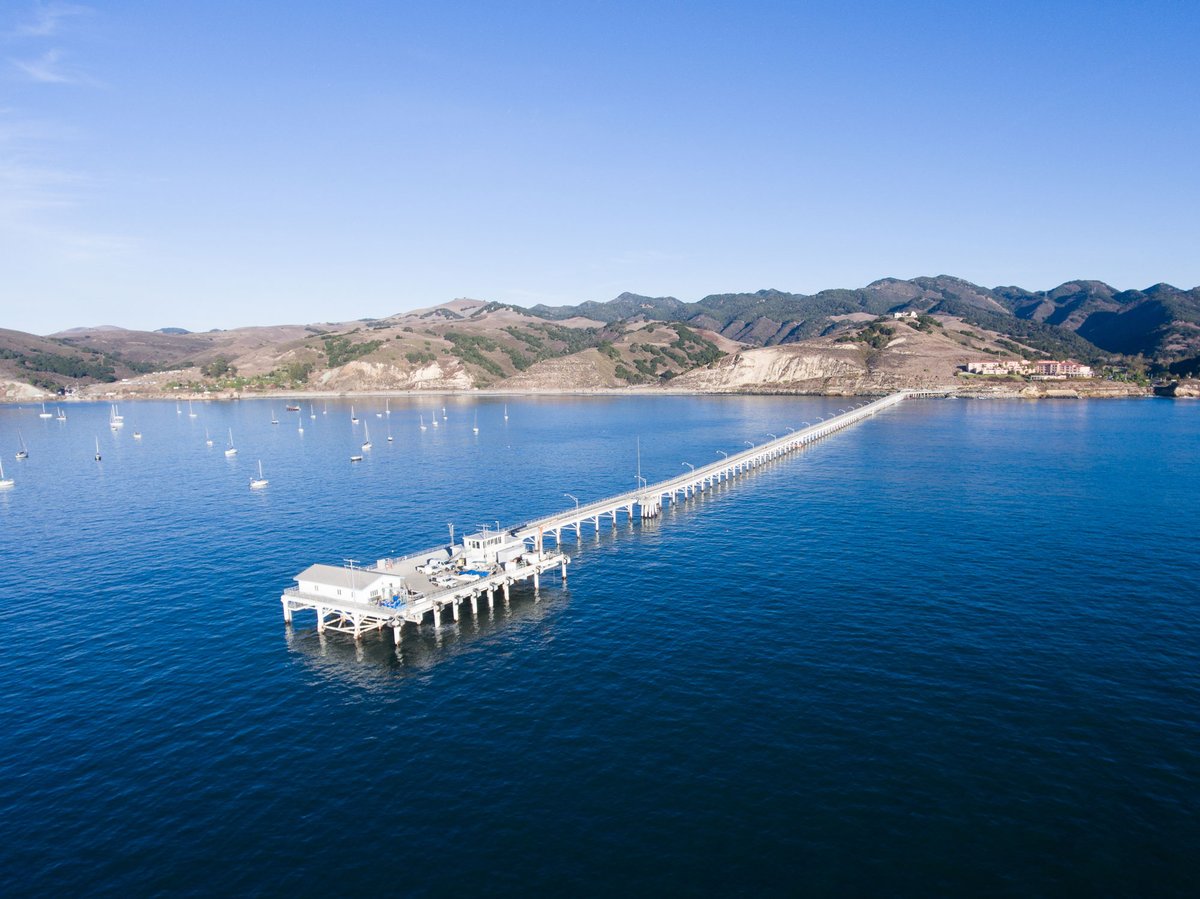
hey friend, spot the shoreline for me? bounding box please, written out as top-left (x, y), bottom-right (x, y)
top-left (0, 384), bottom-right (1163, 404)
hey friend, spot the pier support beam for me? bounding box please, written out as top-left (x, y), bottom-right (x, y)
top-left (533, 571), bottom-right (540, 591)
top-left (393, 623), bottom-right (403, 645)
top-left (503, 581), bottom-right (511, 602)
top-left (470, 593), bottom-right (478, 615)
top-left (282, 601), bottom-right (292, 624)
top-left (452, 600), bottom-right (460, 622)
top-left (487, 586), bottom-right (495, 610)
top-left (433, 605), bottom-right (442, 629)
top-left (316, 607), bottom-right (326, 633)
top-left (561, 560), bottom-right (568, 583)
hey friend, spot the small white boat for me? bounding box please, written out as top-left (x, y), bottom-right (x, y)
top-left (270, 409), bottom-right (279, 425)
top-left (473, 412), bottom-right (479, 435)
top-left (38, 403), bottom-right (52, 418)
top-left (350, 454), bottom-right (363, 462)
top-left (432, 415), bottom-right (439, 428)
top-left (351, 405), bottom-right (358, 424)
top-left (386, 423), bottom-right (393, 442)
top-left (419, 414), bottom-right (427, 431)
top-left (361, 423), bottom-right (372, 451)
top-left (15, 430), bottom-right (28, 460)
top-left (224, 428), bottom-right (238, 457)
top-left (375, 410), bottom-right (383, 418)
top-left (298, 417), bottom-right (304, 434)
top-left (442, 406), bottom-right (447, 420)
top-left (0, 458), bottom-right (13, 488)
top-left (309, 404), bottom-right (316, 420)
top-left (94, 436), bottom-right (101, 462)
top-left (250, 459), bottom-right (269, 490)
top-left (504, 403), bottom-right (508, 421)
top-left (133, 431), bottom-right (142, 440)
top-left (176, 401), bottom-right (182, 415)
top-left (109, 405), bottom-right (124, 429)
top-left (385, 399), bottom-right (391, 417)
top-left (323, 402), bottom-right (328, 415)
top-left (188, 400), bottom-right (197, 418)
top-left (205, 428), bottom-right (213, 447)
top-left (56, 405), bottom-right (67, 422)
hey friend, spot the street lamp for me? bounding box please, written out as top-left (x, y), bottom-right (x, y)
top-left (744, 441), bottom-right (754, 447)
top-left (786, 427), bottom-right (795, 433)
top-left (564, 492), bottom-right (579, 510)
top-left (716, 450), bottom-right (728, 459)
top-left (802, 421), bottom-right (811, 427)
top-left (682, 462), bottom-right (694, 472)
top-left (767, 433), bottom-right (777, 440)
top-left (636, 475), bottom-right (647, 489)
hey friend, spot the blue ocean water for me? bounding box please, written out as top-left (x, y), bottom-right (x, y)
top-left (0, 396), bottom-right (1197, 896)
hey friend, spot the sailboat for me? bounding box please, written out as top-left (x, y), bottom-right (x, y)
top-left (504, 403), bottom-right (508, 421)
top-left (375, 408), bottom-right (383, 418)
top-left (323, 402), bottom-right (328, 415)
top-left (309, 404), bottom-right (316, 420)
top-left (250, 460), bottom-right (269, 489)
top-left (385, 399), bottom-right (391, 417)
top-left (419, 414), bottom-right (427, 431)
top-left (224, 428), bottom-right (238, 457)
top-left (431, 412), bottom-right (439, 428)
top-left (94, 437), bottom-right (102, 462)
top-left (442, 406), bottom-right (447, 420)
top-left (361, 423), bottom-right (372, 451)
top-left (0, 458), bottom-right (12, 488)
top-left (56, 405), bottom-right (67, 422)
top-left (270, 409), bottom-right (279, 425)
top-left (473, 412), bottom-right (479, 435)
top-left (297, 413), bottom-right (304, 435)
top-left (133, 431), bottom-right (142, 440)
top-left (188, 400), bottom-right (197, 418)
top-left (176, 401), bottom-right (182, 415)
top-left (386, 422), bottom-right (393, 442)
top-left (351, 405), bottom-right (358, 424)
top-left (205, 428), bottom-right (213, 447)
top-left (38, 403), bottom-right (52, 418)
top-left (15, 430), bottom-right (29, 460)
top-left (109, 405), bottom-right (124, 429)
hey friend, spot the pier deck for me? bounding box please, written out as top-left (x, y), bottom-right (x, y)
top-left (280, 389), bottom-right (948, 640)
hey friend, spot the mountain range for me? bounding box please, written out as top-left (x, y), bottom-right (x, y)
top-left (2, 276), bottom-right (1197, 398)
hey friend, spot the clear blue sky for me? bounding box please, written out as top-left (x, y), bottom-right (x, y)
top-left (3, 0), bottom-right (1198, 334)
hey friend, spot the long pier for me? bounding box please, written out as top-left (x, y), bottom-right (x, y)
top-left (280, 389), bottom-right (947, 642)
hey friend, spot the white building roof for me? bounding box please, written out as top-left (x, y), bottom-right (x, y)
top-left (296, 563), bottom-right (388, 591)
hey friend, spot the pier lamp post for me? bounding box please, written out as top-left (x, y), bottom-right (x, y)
top-left (786, 427), bottom-right (795, 433)
top-left (802, 421), bottom-right (811, 427)
top-left (564, 493), bottom-right (579, 510)
top-left (744, 441), bottom-right (754, 448)
top-left (682, 462), bottom-right (694, 472)
top-left (837, 409), bottom-right (846, 415)
top-left (636, 475), bottom-right (647, 489)
top-left (767, 433), bottom-right (777, 440)
top-left (716, 450), bottom-right (728, 459)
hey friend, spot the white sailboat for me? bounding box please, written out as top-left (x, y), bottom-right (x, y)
top-left (351, 405), bottom-right (358, 424)
top-left (350, 453), bottom-right (363, 462)
top-left (473, 412), bottom-right (479, 435)
top-left (224, 428), bottom-right (238, 457)
top-left (504, 403), bottom-right (509, 421)
top-left (133, 431), bottom-right (142, 440)
top-left (309, 403), bottom-right (316, 420)
top-left (94, 437), bottom-right (101, 462)
top-left (109, 405), bottom-right (124, 429)
top-left (250, 459), bottom-right (269, 489)
top-left (270, 408), bottom-right (279, 425)
top-left (16, 430), bottom-right (28, 460)
top-left (188, 400), bottom-right (197, 418)
top-left (385, 399), bottom-right (391, 417)
top-left (442, 406), bottom-right (447, 420)
top-left (419, 414), bottom-right (427, 431)
top-left (323, 402), bottom-right (328, 415)
top-left (431, 411), bottom-right (439, 428)
top-left (0, 458), bottom-right (13, 488)
top-left (56, 405), bottom-right (67, 421)
top-left (38, 402), bottom-right (52, 418)
top-left (205, 428), bottom-right (213, 447)
top-left (297, 413), bottom-right (304, 435)
top-left (386, 422), bottom-right (393, 442)
top-left (361, 423), bottom-right (372, 451)
top-left (176, 401), bottom-right (182, 415)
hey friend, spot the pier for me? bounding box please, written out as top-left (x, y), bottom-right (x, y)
top-left (280, 389), bottom-right (947, 641)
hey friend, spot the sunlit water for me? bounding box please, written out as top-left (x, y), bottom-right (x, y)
top-left (1, 396), bottom-right (1197, 896)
